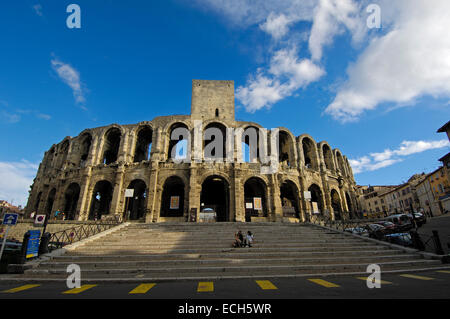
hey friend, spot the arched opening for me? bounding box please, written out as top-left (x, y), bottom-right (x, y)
top-left (160, 176), bottom-right (185, 217)
top-left (345, 192), bottom-right (353, 218)
top-left (302, 138), bottom-right (318, 170)
top-left (33, 192), bottom-right (42, 214)
top-left (125, 179), bottom-right (147, 220)
top-left (63, 183), bottom-right (80, 220)
top-left (134, 126), bottom-right (153, 162)
top-left (201, 175), bottom-right (229, 222)
top-left (79, 133), bottom-right (92, 167)
top-left (278, 131), bottom-right (294, 167)
top-left (244, 177), bottom-right (267, 222)
top-left (280, 181), bottom-right (300, 218)
top-left (331, 189), bottom-right (342, 220)
top-left (167, 123), bottom-right (189, 161)
top-left (215, 108), bottom-right (219, 117)
top-left (89, 180), bottom-right (113, 220)
top-left (204, 122), bottom-right (227, 161)
top-left (335, 152), bottom-right (346, 175)
top-left (101, 128), bottom-right (121, 165)
top-left (55, 141), bottom-right (69, 170)
top-left (308, 184), bottom-right (324, 215)
top-left (322, 144), bottom-right (334, 171)
top-left (45, 188), bottom-right (57, 218)
top-left (242, 126), bottom-right (259, 163)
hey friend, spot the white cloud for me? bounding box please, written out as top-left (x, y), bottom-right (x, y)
top-left (51, 58), bottom-right (86, 109)
top-left (325, 0), bottom-right (450, 122)
top-left (259, 12), bottom-right (295, 40)
top-left (33, 4), bottom-right (43, 17)
top-left (193, 0), bottom-right (365, 112)
top-left (308, 0), bottom-right (365, 61)
top-left (0, 160), bottom-right (38, 207)
top-left (236, 47), bottom-right (325, 112)
top-left (350, 139), bottom-right (450, 174)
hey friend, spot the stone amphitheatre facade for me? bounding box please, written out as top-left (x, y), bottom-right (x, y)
top-left (25, 80), bottom-right (358, 223)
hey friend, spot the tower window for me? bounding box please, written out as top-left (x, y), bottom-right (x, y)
top-left (215, 109), bottom-right (219, 117)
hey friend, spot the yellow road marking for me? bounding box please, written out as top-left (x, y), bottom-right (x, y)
top-left (255, 280), bottom-right (278, 290)
top-left (62, 284), bottom-right (97, 294)
top-left (308, 279), bottom-right (340, 288)
top-left (400, 274), bottom-right (434, 281)
top-left (2, 284), bottom-right (41, 293)
top-left (436, 270), bottom-right (450, 274)
top-left (356, 277), bottom-right (392, 285)
top-left (129, 283), bottom-right (156, 294)
top-left (197, 282), bottom-right (214, 292)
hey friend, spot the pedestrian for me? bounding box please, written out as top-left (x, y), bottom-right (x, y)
top-left (245, 231), bottom-right (254, 247)
top-left (233, 230), bottom-right (244, 248)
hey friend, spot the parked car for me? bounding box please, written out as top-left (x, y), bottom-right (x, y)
top-left (364, 223), bottom-right (388, 239)
top-left (406, 213), bottom-right (426, 227)
top-left (385, 214), bottom-right (413, 231)
top-left (384, 233), bottom-right (414, 247)
top-left (374, 221), bottom-right (398, 233)
top-left (344, 227), bottom-right (369, 237)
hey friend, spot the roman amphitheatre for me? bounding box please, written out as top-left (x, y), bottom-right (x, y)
top-left (25, 80), bottom-right (358, 223)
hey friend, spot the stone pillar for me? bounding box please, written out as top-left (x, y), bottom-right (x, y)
top-left (146, 161), bottom-right (159, 223)
top-left (233, 168), bottom-right (245, 222)
top-left (298, 176), bottom-right (308, 222)
top-left (117, 129), bottom-right (129, 163)
top-left (188, 164), bottom-right (200, 222)
top-left (77, 168), bottom-right (92, 221)
top-left (110, 165), bottom-right (125, 217)
top-left (270, 175), bottom-right (283, 222)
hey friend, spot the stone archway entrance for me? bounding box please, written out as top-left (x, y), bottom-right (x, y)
top-left (127, 179), bottom-right (147, 220)
top-left (200, 175), bottom-right (230, 222)
top-left (331, 189), bottom-right (342, 220)
top-left (244, 177), bottom-right (268, 222)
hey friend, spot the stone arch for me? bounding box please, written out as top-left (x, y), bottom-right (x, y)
top-left (334, 149), bottom-right (347, 176)
top-left (299, 135), bottom-right (319, 170)
top-left (45, 188), bottom-right (57, 217)
top-left (241, 125), bottom-right (262, 163)
top-left (133, 125), bottom-right (153, 162)
top-left (167, 122), bottom-right (190, 162)
top-left (63, 183), bottom-right (80, 220)
top-left (100, 127), bottom-right (122, 165)
top-left (244, 176), bottom-right (268, 221)
top-left (320, 142), bottom-right (335, 171)
top-left (200, 175), bottom-right (230, 222)
top-left (160, 176), bottom-right (185, 217)
top-left (277, 128), bottom-right (297, 168)
top-left (126, 179), bottom-right (148, 220)
top-left (88, 180), bottom-right (114, 220)
top-left (331, 189), bottom-right (342, 220)
top-left (280, 179), bottom-right (301, 218)
top-left (203, 121), bottom-right (228, 161)
top-left (308, 183), bottom-right (325, 214)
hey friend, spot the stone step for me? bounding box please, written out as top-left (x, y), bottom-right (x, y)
top-left (37, 254), bottom-right (422, 269)
top-left (25, 259), bottom-right (442, 277)
top-left (68, 245), bottom-right (390, 255)
top-left (76, 241), bottom-right (370, 249)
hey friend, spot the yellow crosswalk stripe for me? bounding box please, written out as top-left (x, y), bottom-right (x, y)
top-left (197, 282), bottom-right (214, 292)
top-left (2, 284), bottom-right (41, 293)
top-left (356, 277), bottom-right (392, 285)
top-left (436, 270), bottom-right (450, 274)
top-left (400, 274), bottom-right (434, 281)
top-left (129, 283), bottom-right (156, 294)
top-left (255, 280), bottom-right (278, 290)
top-left (308, 278), bottom-right (340, 288)
top-left (62, 284), bottom-right (97, 294)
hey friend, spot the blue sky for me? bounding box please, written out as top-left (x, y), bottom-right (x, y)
top-left (1, 0), bottom-right (450, 206)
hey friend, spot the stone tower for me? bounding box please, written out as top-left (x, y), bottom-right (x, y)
top-left (191, 79), bottom-right (235, 121)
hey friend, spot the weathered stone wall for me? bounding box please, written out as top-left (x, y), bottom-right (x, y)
top-left (25, 80), bottom-right (358, 224)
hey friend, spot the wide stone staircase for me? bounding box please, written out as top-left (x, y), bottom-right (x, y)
top-left (20, 222), bottom-right (449, 281)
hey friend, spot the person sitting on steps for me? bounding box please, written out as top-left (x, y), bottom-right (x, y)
top-left (244, 231), bottom-right (254, 247)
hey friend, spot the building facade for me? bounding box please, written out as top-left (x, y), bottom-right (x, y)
top-left (25, 80), bottom-right (358, 223)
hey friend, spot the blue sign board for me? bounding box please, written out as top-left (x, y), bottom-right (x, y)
top-left (2, 213), bottom-right (18, 226)
top-left (26, 230), bottom-right (41, 259)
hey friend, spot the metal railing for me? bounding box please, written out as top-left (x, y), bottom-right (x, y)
top-left (46, 217), bottom-right (121, 251)
top-left (307, 213), bottom-right (383, 232)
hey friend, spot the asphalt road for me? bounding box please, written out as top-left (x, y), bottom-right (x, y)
top-left (1, 270), bottom-right (450, 299)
